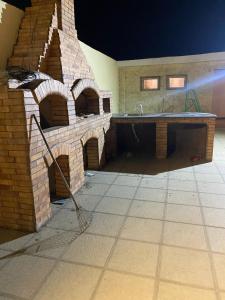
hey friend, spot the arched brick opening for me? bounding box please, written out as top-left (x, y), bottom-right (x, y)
top-left (83, 138), bottom-right (99, 170)
top-left (48, 155), bottom-right (70, 202)
top-left (76, 88), bottom-right (100, 117)
top-left (39, 94), bottom-right (69, 130)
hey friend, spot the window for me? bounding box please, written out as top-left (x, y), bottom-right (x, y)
top-left (141, 76), bottom-right (160, 91)
top-left (167, 75), bottom-right (187, 90)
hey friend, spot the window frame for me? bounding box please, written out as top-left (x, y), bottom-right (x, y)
top-left (166, 74), bottom-right (187, 90)
top-left (140, 76), bottom-right (161, 91)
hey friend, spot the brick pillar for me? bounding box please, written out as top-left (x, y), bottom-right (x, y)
top-left (0, 88), bottom-right (36, 232)
top-left (206, 120), bottom-right (216, 161)
top-left (156, 121), bottom-right (168, 159)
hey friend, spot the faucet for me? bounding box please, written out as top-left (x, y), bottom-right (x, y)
top-left (136, 103), bottom-right (144, 115)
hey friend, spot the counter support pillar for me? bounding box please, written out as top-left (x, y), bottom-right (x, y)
top-left (206, 119), bottom-right (216, 161)
top-left (156, 121), bottom-right (168, 159)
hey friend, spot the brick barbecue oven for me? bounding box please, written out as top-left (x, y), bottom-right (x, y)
top-left (0, 0), bottom-right (112, 232)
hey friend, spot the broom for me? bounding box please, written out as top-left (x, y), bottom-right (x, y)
top-left (31, 114), bottom-right (92, 234)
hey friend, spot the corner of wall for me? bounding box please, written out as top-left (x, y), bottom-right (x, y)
top-left (79, 41), bottom-right (119, 113)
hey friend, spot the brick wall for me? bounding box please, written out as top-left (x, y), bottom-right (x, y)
top-left (0, 0), bottom-right (112, 232)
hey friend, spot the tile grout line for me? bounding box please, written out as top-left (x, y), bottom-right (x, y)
top-left (87, 171), bottom-right (128, 300)
top-left (152, 167), bottom-right (169, 300)
top-left (214, 159), bottom-right (225, 185)
top-left (2, 163), bottom-right (225, 299)
top-left (193, 166), bottom-right (221, 300)
top-left (89, 174), bottom-right (143, 300)
top-left (80, 194), bottom-right (225, 211)
top-left (44, 209), bottom-right (225, 236)
top-left (0, 230), bottom-right (37, 272)
top-left (0, 209), bottom-right (68, 298)
top-left (5, 227), bottom-right (225, 267)
top-left (28, 173), bottom-right (120, 300)
top-left (81, 184), bottom-right (225, 198)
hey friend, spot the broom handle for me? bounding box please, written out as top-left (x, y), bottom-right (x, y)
top-left (32, 114), bottom-right (79, 210)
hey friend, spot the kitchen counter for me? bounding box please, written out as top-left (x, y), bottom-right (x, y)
top-left (111, 112), bottom-right (216, 160)
top-left (112, 112), bottom-right (216, 119)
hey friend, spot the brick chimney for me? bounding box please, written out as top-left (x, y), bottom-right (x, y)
top-left (8, 0), bottom-right (93, 87)
top-left (0, 0), bottom-right (112, 232)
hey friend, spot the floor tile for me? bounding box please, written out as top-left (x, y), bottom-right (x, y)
top-left (135, 188), bottom-right (166, 202)
top-left (143, 172), bottom-right (168, 178)
top-left (160, 246), bottom-right (214, 288)
top-left (95, 171), bottom-right (118, 176)
top-left (163, 222), bottom-right (207, 250)
top-left (120, 217), bottom-right (163, 243)
top-left (0, 250), bottom-right (10, 269)
top-left (207, 227), bottom-right (225, 253)
top-left (215, 160), bottom-right (225, 166)
top-left (0, 231), bottom-right (33, 252)
top-left (25, 227), bottom-right (68, 259)
top-left (63, 234), bottom-right (115, 267)
top-left (34, 262), bottom-right (101, 300)
top-left (203, 207), bottom-right (225, 227)
top-left (47, 209), bottom-right (79, 230)
top-left (106, 185), bottom-right (136, 199)
top-left (88, 173), bottom-right (117, 184)
top-left (199, 193), bottom-right (225, 209)
top-left (0, 255), bottom-right (55, 299)
top-left (86, 213), bottom-right (125, 237)
top-left (213, 253), bottom-right (225, 290)
top-left (140, 178), bottom-right (167, 189)
top-left (108, 239), bottom-right (158, 276)
top-left (175, 166), bottom-right (194, 173)
top-left (117, 172), bottom-right (141, 176)
top-left (51, 204), bottom-right (62, 215)
top-left (113, 175), bottom-right (141, 186)
top-left (167, 190), bottom-right (199, 206)
top-left (95, 197), bottom-right (131, 215)
top-left (158, 281), bottom-right (217, 300)
top-left (129, 200), bottom-right (164, 219)
top-left (217, 166), bottom-right (225, 174)
top-left (169, 171), bottom-right (195, 181)
top-left (65, 194), bottom-right (101, 211)
top-left (166, 204), bottom-right (203, 224)
top-left (198, 182), bottom-right (225, 194)
top-left (80, 183), bottom-right (110, 196)
top-left (168, 179), bottom-right (197, 192)
top-left (195, 173), bottom-right (223, 183)
top-left (194, 165), bottom-right (219, 174)
top-left (94, 270), bottom-right (154, 300)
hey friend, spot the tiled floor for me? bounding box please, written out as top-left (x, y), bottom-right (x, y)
top-left (1, 130), bottom-right (225, 299)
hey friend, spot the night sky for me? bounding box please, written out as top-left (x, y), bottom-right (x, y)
top-left (4, 0), bottom-right (225, 60)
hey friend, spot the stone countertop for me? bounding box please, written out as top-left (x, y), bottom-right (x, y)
top-left (112, 112), bottom-right (216, 119)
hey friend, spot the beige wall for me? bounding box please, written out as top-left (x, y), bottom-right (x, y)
top-left (118, 53), bottom-right (225, 114)
top-left (80, 41), bottom-right (119, 113)
top-left (0, 1), bottom-right (23, 70)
